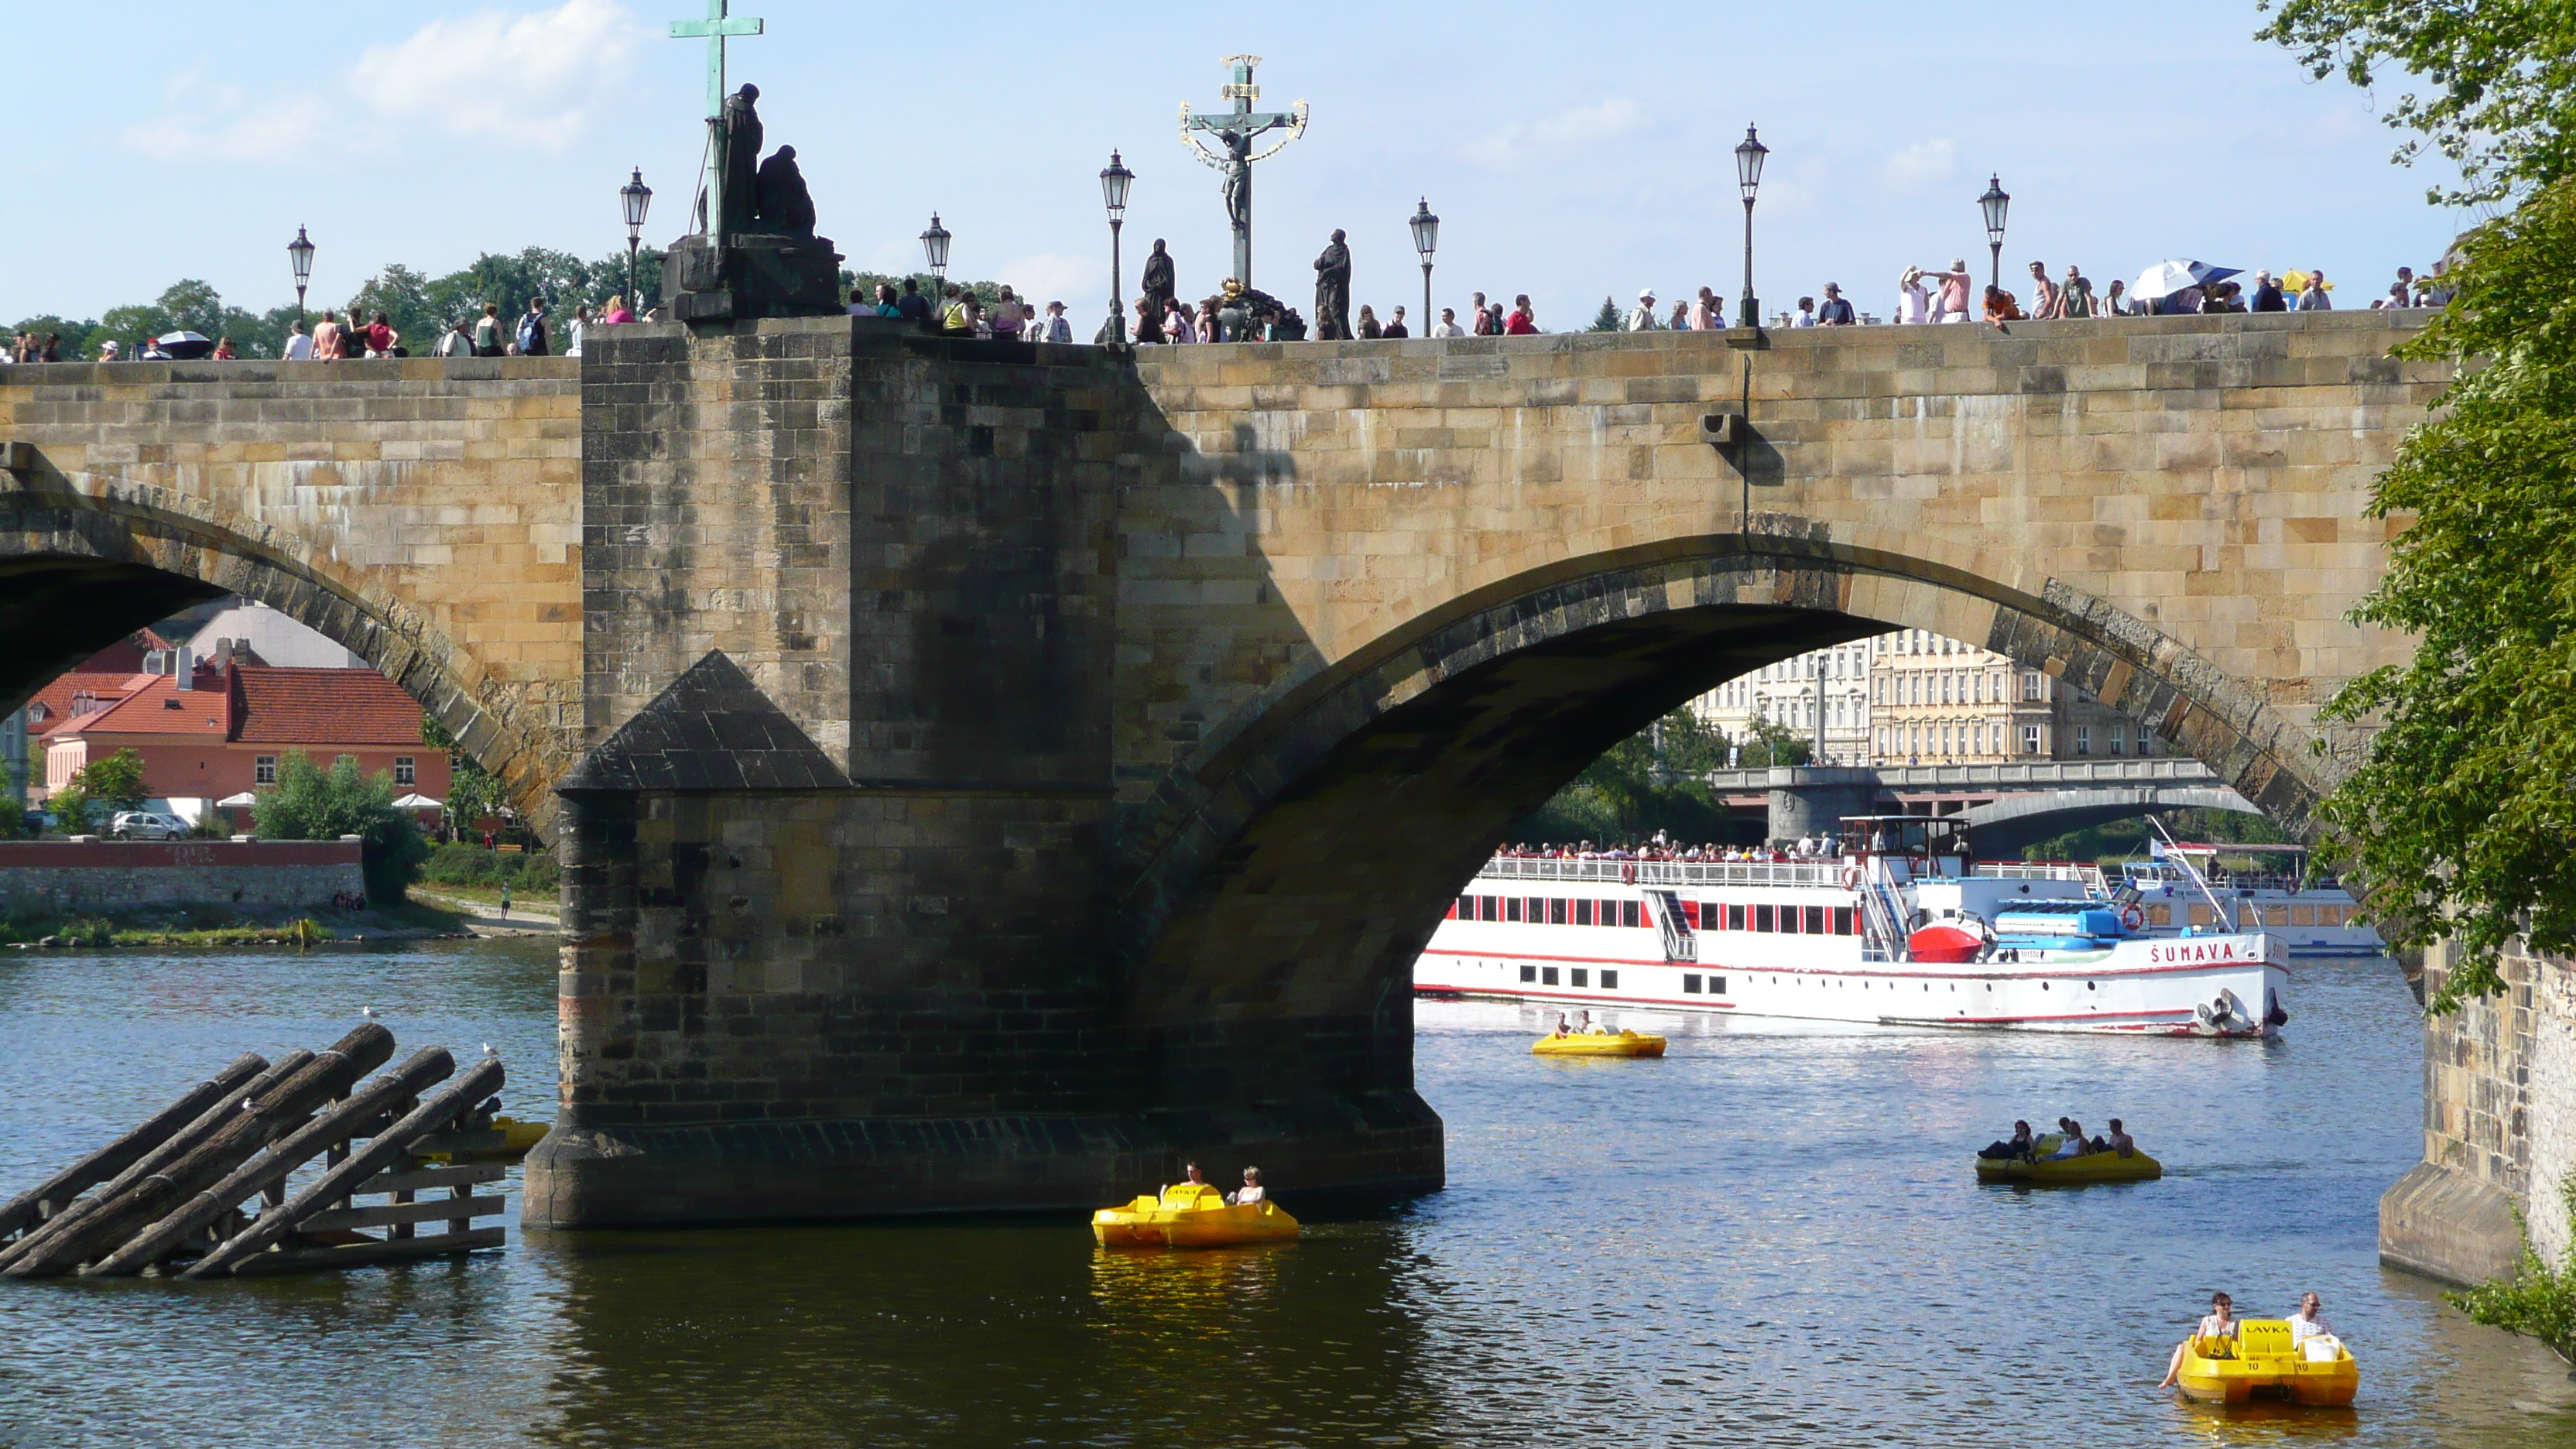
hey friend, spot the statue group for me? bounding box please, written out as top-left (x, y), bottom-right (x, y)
top-left (666, 81), bottom-right (841, 321)
top-left (718, 84), bottom-right (816, 238)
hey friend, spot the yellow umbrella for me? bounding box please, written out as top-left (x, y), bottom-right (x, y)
top-left (2280, 269), bottom-right (2335, 293)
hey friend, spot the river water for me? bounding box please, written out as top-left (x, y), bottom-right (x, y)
top-left (0, 940), bottom-right (2570, 1447)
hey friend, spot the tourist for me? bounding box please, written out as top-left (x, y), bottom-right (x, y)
top-left (434, 318), bottom-right (472, 358)
top-left (98, 338), bottom-right (122, 361)
top-left (2377, 280), bottom-right (2410, 309)
top-left (1817, 284), bottom-right (1855, 326)
top-left (1923, 259), bottom-right (1975, 323)
top-left (1355, 303), bottom-right (1381, 339)
top-left (1040, 300), bottom-right (1072, 344)
top-left (2288, 1293), bottom-right (2334, 1345)
top-left (937, 284), bottom-right (968, 334)
top-left (2060, 268), bottom-right (2098, 318)
top-left (211, 337), bottom-right (236, 360)
top-left (1628, 289), bottom-right (1659, 331)
top-left (1157, 297), bottom-right (1191, 342)
top-left (2248, 271), bottom-right (2286, 312)
top-left (1692, 285), bottom-right (1720, 331)
top-left (1976, 1120), bottom-right (2039, 1160)
top-left (1505, 295), bottom-right (1537, 334)
top-left (1131, 297), bottom-right (1163, 344)
top-left (2105, 1118), bottom-right (2136, 1156)
top-left (565, 305), bottom-right (589, 356)
top-left (311, 311), bottom-right (346, 361)
top-left (1982, 285), bottom-right (2024, 326)
top-left (1791, 296), bottom-right (1817, 327)
top-left (992, 286), bottom-right (1026, 341)
top-left (2050, 1116), bottom-right (2090, 1157)
top-left (1662, 300), bottom-right (1685, 331)
top-left (1433, 307), bottom-right (1465, 337)
top-left (2160, 1293), bottom-right (2237, 1388)
top-left (1181, 1160), bottom-right (1211, 1191)
top-left (516, 297), bottom-right (551, 357)
top-left (364, 310), bottom-right (397, 358)
top-left (2103, 279), bottom-right (2132, 317)
top-left (282, 320), bottom-right (313, 361)
top-left (1895, 266), bottom-right (1932, 324)
top-left (1551, 1012), bottom-right (1572, 1038)
top-left (473, 302), bottom-right (504, 356)
top-left (498, 881), bottom-right (512, 920)
top-left (1196, 298), bottom-right (1220, 341)
top-left (603, 293), bottom-right (636, 326)
top-left (2025, 261), bottom-right (2062, 320)
top-left (1469, 291), bottom-right (1492, 335)
top-left (965, 293), bottom-right (990, 338)
top-left (896, 277), bottom-right (932, 324)
top-left (1384, 306), bottom-right (1410, 338)
top-left (2296, 271), bottom-right (2331, 310)
top-left (1228, 1167), bottom-right (1266, 1206)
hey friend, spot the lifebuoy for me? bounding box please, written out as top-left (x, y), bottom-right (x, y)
top-left (1620, 862), bottom-right (1637, 885)
top-left (1840, 866), bottom-right (1861, 892)
top-left (2121, 904), bottom-right (2147, 931)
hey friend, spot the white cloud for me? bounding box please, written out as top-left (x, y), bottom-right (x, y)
top-left (1461, 99), bottom-right (1648, 170)
top-left (1879, 138), bottom-right (1956, 190)
top-left (123, 0), bottom-right (643, 163)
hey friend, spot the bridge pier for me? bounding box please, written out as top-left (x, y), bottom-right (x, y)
top-left (1764, 766), bottom-right (1880, 845)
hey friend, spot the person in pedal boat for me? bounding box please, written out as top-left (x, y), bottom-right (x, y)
top-left (1225, 1167), bottom-right (1266, 1206)
top-left (2159, 1292), bottom-right (2236, 1387)
top-left (1976, 1121), bottom-right (2039, 1160)
top-left (1576, 1010), bottom-right (1609, 1035)
top-left (2049, 1118), bottom-right (2094, 1158)
top-left (2105, 1119), bottom-right (2137, 1157)
top-left (1550, 1012), bottom-right (1573, 1038)
top-left (2289, 1293), bottom-right (2334, 1344)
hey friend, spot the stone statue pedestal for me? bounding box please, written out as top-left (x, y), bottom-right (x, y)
top-left (662, 232), bottom-right (844, 322)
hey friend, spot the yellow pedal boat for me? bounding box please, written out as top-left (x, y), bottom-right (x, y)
top-left (1092, 1183), bottom-right (1300, 1249)
top-left (1532, 1029), bottom-right (1666, 1057)
top-left (1975, 1146), bottom-right (2161, 1184)
top-left (2176, 1320), bottom-right (2358, 1406)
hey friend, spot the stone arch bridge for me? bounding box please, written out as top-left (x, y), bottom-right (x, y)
top-left (0, 311), bottom-right (2437, 1224)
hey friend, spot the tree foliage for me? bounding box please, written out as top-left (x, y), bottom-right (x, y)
top-left (50, 748), bottom-right (149, 833)
top-left (1588, 296), bottom-right (1622, 332)
top-left (2312, 179), bottom-right (2576, 1008)
top-left (1519, 707), bottom-right (1804, 845)
top-left (252, 752), bottom-right (428, 902)
top-left (2259, 0), bottom-right (2576, 205)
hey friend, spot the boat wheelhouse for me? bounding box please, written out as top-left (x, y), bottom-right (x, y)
top-left (2112, 842), bottom-right (2382, 957)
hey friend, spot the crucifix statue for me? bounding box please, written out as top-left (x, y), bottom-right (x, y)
top-left (1179, 55), bottom-right (1307, 289)
top-left (670, 0), bottom-right (764, 244)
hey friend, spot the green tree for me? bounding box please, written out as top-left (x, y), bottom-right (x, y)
top-left (1588, 296), bottom-right (1622, 331)
top-left (9, 313), bottom-right (101, 360)
top-left (1522, 707), bottom-right (1738, 844)
top-left (2258, 0), bottom-right (2576, 205)
top-left (420, 712), bottom-right (503, 841)
top-left (1733, 717), bottom-right (1814, 768)
top-left (347, 263), bottom-right (443, 355)
top-left (252, 752), bottom-right (428, 903)
top-left (77, 749), bottom-right (150, 814)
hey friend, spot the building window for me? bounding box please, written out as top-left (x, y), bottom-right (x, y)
top-left (2021, 724), bottom-right (2041, 755)
top-left (2110, 726), bottom-right (2126, 756)
top-left (255, 755), bottom-right (277, 784)
top-left (394, 755), bottom-right (416, 785)
top-left (2075, 724), bottom-right (2092, 756)
top-left (2022, 672), bottom-right (2043, 701)
top-left (1600, 970), bottom-right (1619, 989)
top-left (2141, 731), bottom-right (2158, 757)
top-left (1520, 964), bottom-right (1536, 982)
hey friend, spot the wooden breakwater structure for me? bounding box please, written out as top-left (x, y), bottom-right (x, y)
top-left (0, 1023), bottom-right (516, 1277)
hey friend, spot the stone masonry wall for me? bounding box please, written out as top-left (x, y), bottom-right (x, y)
top-left (2383, 940), bottom-right (2576, 1283)
top-left (0, 838), bottom-right (362, 912)
top-left (0, 358), bottom-right (583, 829)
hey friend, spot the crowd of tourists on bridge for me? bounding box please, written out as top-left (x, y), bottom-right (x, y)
top-left (5, 292), bottom-right (629, 365)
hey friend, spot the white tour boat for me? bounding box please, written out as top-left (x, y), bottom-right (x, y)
top-left (2112, 842), bottom-right (2382, 957)
top-left (1413, 817), bottom-right (2288, 1038)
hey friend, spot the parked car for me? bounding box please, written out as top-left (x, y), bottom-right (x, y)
top-left (108, 811), bottom-right (189, 841)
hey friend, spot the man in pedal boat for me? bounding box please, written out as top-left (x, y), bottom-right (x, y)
top-left (2159, 1292), bottom-right (2236, 1388)
top-left (2289, 1293), bottom-right (2334, 1345)
top-left (2105, 1119), bottom-right (2137, 1157)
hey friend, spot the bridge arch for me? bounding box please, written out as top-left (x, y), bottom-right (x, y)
top-left (1112, 529), bottom-right (2333, 1088)
top-left (0, 471), bottom-right (568, 836)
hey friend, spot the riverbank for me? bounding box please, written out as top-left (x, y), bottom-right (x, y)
top-left (0, 899), bottom-right (467, 949)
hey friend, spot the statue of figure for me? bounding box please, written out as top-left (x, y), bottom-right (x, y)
top-left (1221, 134), bottom-right (1252, 231)
top-left (754, 145), bottom-right (816, 235)
top-left (718, 84), bottom-right (764, 240)
top-left (1312, 228), bottom-right (1351, 341)
top-left (1142, 239), bottom-right (1177, 317)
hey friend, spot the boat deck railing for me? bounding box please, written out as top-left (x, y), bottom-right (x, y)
top-left (1480, 858), bottom-right (1848, 888)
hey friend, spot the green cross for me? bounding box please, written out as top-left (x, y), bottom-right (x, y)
top-left (670, 0), bottom-right (763, 120)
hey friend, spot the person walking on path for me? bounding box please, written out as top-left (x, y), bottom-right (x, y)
top-left (2024, 261), bottom-right (2063, 320)
top-left (282, 320), bottom-right (313, 361)
top-left (2296, 271), bottom-right (2332, 310)
top-left (1922, 260), bottom-right (1974, 323)
top-left (516, 298), bottom-right (551, 357)
top-left (1383, 306), bottom-right (1410, 338)
top-left (435, 318), bottom-right (474, 357)
top-left (310, 311), bottom-right (346, 360)
top-left (1043, 300), bottom-right (1074, 344)
top-left (1817, 284), bottom-right (1855, 325)
top-left (1433, 307), bottom-right (1464, 337)
top-left (1627, 289), bottom-right (1659, 331)
top-left (1690, 286), bottom-right (1720, 331)
top-left (2059, 266), bottom-right (2097, 318)
top-left (1469, 291), bottom-right (1493, 335)
top-left (473, 303), bottom-right (504, 356)
top-left (1504, 295), bottom-right (1538, 334)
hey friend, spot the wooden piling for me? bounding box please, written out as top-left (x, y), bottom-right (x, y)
top-left (0, 1053), bottom-right (266, 1241)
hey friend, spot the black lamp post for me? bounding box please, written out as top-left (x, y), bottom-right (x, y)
top-left (920, 213), bottom-right (951, 296)
top-left (1979, 174), bottom-right (2010, 291)
top-left (1734, 125), bottom-right (1768, 328)
top-left (1409, 197), bottom-right (1440, 337)
top-left (620, 168), bottom-right (653, 313)
top-left (1100, 150), bottom-right (1134, 344)
top-left (286, 224), bottom-right (315, 325)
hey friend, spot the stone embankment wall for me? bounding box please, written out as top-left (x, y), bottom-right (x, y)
top-left (0, 838), bottom-right (364, 913)
top-left (2382, 941), bottom-right (2576, 1284)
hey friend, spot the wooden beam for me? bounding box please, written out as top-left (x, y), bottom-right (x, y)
top-left (0, 1053), bottom-right (266, 1241)
top-left (226, 1227), bottom-right (505, 1277)
top-left (296, 1195), bottom-right (502, 1233)
top-left (361, 1163), bottom-right (507, 1196)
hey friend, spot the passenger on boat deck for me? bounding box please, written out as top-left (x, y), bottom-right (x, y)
top-left (2289, 1293), bottom-right (2333, 1343)
top-left (2159, 1292), bottom-right (2236, 1387)
top-left (1227, 1167), bottom-right (1266, 1206)
top-left (2105, 1118), bottom-right (2136, 1156)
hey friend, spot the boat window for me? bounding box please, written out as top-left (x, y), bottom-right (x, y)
top-left (1684, 973), bottom-right (1702, 993)
top-left (1804, 906), bottom-right (1826, 935)
top-left (1621, 901), bottom-right (1641, 929)
top-left (1833, 906), bottom-right (1855, 936)
top-left (1520, 964), bottom-right (1536, 983)
top-left (1549, 898), bottom-right (1567, 925)
top-left (1455, 896), bottom-right (1470, 920)
top-left (1710, 975), bottom-right (1725, 995)
top-left (1575, 899), bottom-right (1595, 926)
top-left (1571, 968), bottom-right (1589, 987)
top-left (1756, 904), bottom-right (1776, 933)
top-left (1542, 967), bottom-right (1560, 985)
top-left (1600, 970), bottom-right (1618, 989)
top-left (1527, 897), bottom-right (1545, 923)
top-left (1728, 904), bottom-right (1746, 931)
top-left (1506, 897), bottom-right (1523, 923)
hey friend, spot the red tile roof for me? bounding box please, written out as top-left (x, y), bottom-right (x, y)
top-left (229, 666), bottom-right (423, 746)
top-left (53, 673), bottom-right (229, 738)
top-left (26, 672), bottom-right (157, 738)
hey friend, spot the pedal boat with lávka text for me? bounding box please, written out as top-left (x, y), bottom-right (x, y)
top-left (1091, 1182), bottom-right (1300, 1248)
top-left (2175, 1319), bottom-right (2358, 1406)
top-left (1532, 1029), bottom-right (1667, 1057)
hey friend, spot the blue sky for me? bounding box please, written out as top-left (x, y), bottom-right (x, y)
top-left (4, 0), bottom-right (2475, 325)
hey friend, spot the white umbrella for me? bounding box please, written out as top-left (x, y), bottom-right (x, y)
top-left (392, 793), bottom-right (444, 810)
top-left (214, 791), bottom-right (259, 807)
top-left (2132, 259), bottom-right (2241, 303)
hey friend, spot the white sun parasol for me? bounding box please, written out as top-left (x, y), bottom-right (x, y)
top-left (2132, 259), bottom-right (2241, 302)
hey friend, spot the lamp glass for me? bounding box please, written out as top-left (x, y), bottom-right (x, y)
top-left (621, 168), bottom-right (653, 231)
top-left (1410, 199), bottom-right (1440, 259)
top-left (1979, 175), bottom-right (2010, 242)
top-left (920, 214), bottom-right (951, 272)
top-left (286, 224), bottom-right (315, 285)
top-left (1099, 152), bottom-right (1134, 220)
top-left (1734, 125), bottom-right (1768, 200)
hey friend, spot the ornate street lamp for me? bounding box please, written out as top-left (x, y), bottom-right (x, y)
top-left (920, 213), bottom-right (952, 293)
top-left (1100, 150), bottom-right (1134, 345)
top-left (1734, 125), bottom-right (1768, 328)
top-left (286, 224), bottom-right (316, 324)
top-left (620, 168), bottom-right (653, 313)
top-left (1409, 197), bottom-right (1440, 337)
top-left (1979, 173), bottom-right (2011, 291)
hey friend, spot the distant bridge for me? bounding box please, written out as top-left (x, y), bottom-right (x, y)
top-left (1698, 759), bottom-right (2252, 849)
